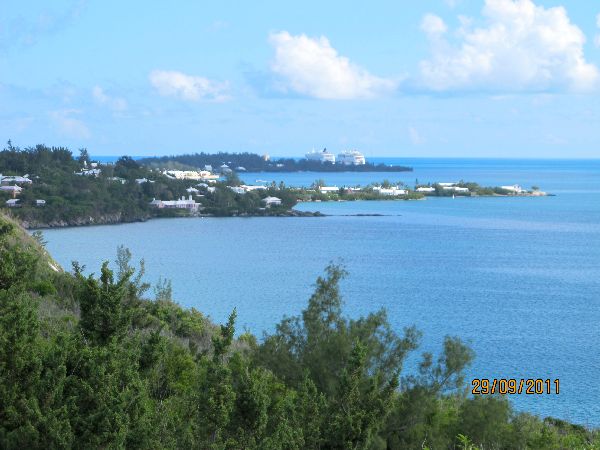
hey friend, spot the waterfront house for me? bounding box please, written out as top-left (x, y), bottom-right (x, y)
top-left (416, 186), bottom-right (436, 193)
top-left (319, 186), bottom-right (340, 193)
top-left (500, 184), bottom-right (524, 193)
top-left (373, 186), bottom-right (408, 196)
top-left (443, 186), bottom-right (469, 193)
top-left (438, 182), bottom-right (456, 187)
top-left (149, 195), bottom-right (200, 211)
top-left (5, 199), bottom-right (20, 207)
top-left (262, 196), bottom-right (282, 207)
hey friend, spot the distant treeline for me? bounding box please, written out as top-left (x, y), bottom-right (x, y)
top-left (138, 152), bottom-right (413, 172)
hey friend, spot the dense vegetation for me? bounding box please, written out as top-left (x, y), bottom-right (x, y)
top-left (138, 152), bottom-right (413, 173)
top-left (0, 144), bottom-right (300, 226)
top-left (1, 212), bottom-right (598, 449)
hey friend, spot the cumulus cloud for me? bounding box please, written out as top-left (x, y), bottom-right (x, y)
top-left (50, 109), bottom-right (90, 139)
top-left (268, 31), bottom-right (398, 99)
top-left (92, 86), bottom-right (127, 111)
top-left (420, 0), bottom-right (599, 92)
top-left (149, 70), bottom-right (230, 102)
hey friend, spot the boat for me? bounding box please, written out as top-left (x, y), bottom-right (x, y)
top-left (337, 150), bottom-right (366, 165)
top-left (305, 148), bottom-right (336, 164)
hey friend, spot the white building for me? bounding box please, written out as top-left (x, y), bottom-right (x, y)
top-left (1, 175), bottom-right (32, 185)
top-left (373, 186), bottom-right (408, 196)
top-left (0, 185), bottom-right (22, 195)
top-left (5, 199), bottom-right (20, 207)
top-left (500, 184), bottom-right (525, 193)
top-left (262, 196), bottom-right (282, 207)
top-left (149, 195), bottom-right (200, 211)
top-left (438, 182), bottom-right (456, 187)
top-left (319, 186), bottom-right (340, 193)
top-left (306, 148), bottom-right (336, 164)
top-left (337, 150), bottom-right (366, 165)
top-left (241, 185), bottom-right (267, 192)
top-left (36, 199), bottom-right (46, 206)
top-left (416, 186), bottom-right (436, 193)
top-left (443, 186), bottom-right (469, 193)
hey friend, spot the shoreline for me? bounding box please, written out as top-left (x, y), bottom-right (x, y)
top-left (22, 191), bottom-right (552, 230)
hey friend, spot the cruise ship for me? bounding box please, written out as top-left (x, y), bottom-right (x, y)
top-left (305, 148), bottom-right (336, 164)
top-left (337, 150), bottom-right (366, 165)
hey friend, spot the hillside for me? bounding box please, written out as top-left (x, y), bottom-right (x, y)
top-left (1, 211), bottom-right (599, 449)
top-left (0, 144), bottom-right (301, 227)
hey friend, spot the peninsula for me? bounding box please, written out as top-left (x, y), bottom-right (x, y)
top-left (0, 143), bottom-right (548, 229)
top-left (138, 151), bottom-right (413, 172)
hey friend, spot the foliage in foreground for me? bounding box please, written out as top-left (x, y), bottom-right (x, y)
top-left (1, 216), bottom-right (599, 449)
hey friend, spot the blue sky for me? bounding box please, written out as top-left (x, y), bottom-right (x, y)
top-left (1, 0), bottom-right (600, 158)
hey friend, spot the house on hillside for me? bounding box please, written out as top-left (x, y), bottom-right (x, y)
top-left (0, 185), bottom-right (23, 196)
top-left (5, 199), bottom-right (20, 207)
top-left (36, 199), bottom-right (46, 207)
top-left (0, 175), bottom-right (32, 185)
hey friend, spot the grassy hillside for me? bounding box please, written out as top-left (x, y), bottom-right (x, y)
top-left (1, 212), bottom-right (598, 449)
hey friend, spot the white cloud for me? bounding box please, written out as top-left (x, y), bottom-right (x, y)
top-left (421, 14), bottom-right (447, 36)
top-left (420, 0), bottom-right (599, 92)
top-left (50, 109), bottom-right (90, 139)
top-left (268, 31), bottom-right (398, 99)
top-left (149, 70), bottom-right (230, 102)
top-left (92, 86), bottom-right (127, 111)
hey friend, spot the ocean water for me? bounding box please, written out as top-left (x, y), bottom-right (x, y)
top-left (42, 159), bottom-right (600, 426)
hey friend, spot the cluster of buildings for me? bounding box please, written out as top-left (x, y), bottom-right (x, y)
top-left (305, 149), bottom-right (366, 165)
top-left (416, 183), bottom-right (469, 194)
top-left (317, 185), bottom-right (408, 196)
top-left (0, 173), bottom-right (46, 207)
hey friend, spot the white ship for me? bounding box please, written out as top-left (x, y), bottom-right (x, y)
top-left (305, 148), bottom-right (336, 164)
top-left (337, 150), bottom-right (366, 165)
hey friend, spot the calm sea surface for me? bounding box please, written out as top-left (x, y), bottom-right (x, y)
top-left (43, 158), bottom-right (600, 425)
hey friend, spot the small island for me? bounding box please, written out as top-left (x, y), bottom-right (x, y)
top-left (138, 150), bottom-right (413, 173)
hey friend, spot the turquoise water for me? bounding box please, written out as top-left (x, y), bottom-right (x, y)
top-left (42, 159), bottom-right (600, 426)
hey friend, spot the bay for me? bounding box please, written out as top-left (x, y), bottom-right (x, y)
top-left (42, 158), bottom-right (600, 426)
